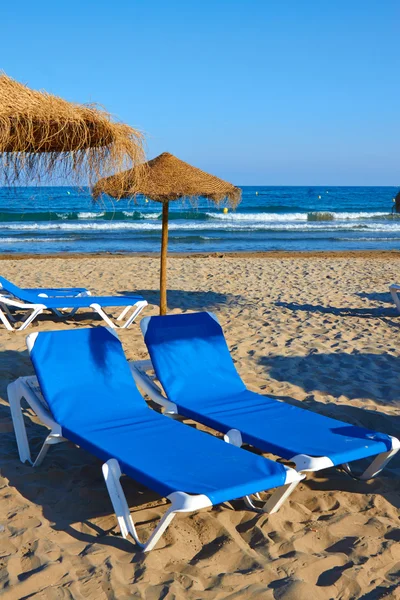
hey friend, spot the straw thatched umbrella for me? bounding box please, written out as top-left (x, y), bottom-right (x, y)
top-left (0, 73), bottom-right (145, 185)
top-left (93, 152), bottom-right (241, 315)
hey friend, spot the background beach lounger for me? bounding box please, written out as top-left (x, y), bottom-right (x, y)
top-left (132, 312), bottom-right (399, 503)
top-left (0, 275), bottom-right (91, 325)
top-left (1, 276), bottom-right (90, 298)
top-left (7, 327), bottom-right (302, 552)
top-left (0, 276), bottom-right (147, 330)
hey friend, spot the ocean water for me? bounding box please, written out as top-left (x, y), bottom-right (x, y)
top-left (0, 186), bottom-right (399, 254)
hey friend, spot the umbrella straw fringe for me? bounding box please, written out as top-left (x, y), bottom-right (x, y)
top-left (0, 74), bottom-right (146, 185)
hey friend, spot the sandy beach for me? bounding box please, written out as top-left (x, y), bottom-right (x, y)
top-left (0, 253), bottom-right (399, 599)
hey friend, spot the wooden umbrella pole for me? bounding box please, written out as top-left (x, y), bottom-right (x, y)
top-left (160, 200), bottom-right (169, 315)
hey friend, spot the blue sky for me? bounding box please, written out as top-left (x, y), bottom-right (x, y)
top-left (1, 1), bottom-right (399, 185)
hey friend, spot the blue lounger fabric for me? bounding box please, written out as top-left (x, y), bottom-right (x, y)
top-left (0, 276), bottom-right (143, 308)
top-left (1, 276), bottom-right (86, 298)
top-left (24, 287), bottom-right (88, 297)
top-left (29, 295), bottom-right (144, 309)
top-left (29, 327), bottom-right (288, 505)
top-left (143, 312), bottom-right (393, 466)
top-left (0, 276), bottom-right (41, 301)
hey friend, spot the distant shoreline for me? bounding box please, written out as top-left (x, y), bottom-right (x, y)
top-left (2, 250), bottom-right (400, 260)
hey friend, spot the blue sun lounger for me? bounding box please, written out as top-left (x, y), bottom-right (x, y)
top-left (22, 286), bottom-right (89, 297)
top-left (0, 276), bottom-right (147, 330)
top-left (132, 312), bottom-right (399, 498)
top-left (1, 275), bottom-right (89, 298)
top-left (7, 327), bottom-right (302, 552)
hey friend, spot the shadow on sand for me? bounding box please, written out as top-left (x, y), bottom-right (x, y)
top-left (259, 351), bottom-right (400, 406)
top-left (275, 301), bottom-right (398, 319)
top-left (119, 289), bottom-right (245, 311)
top-left (355, 291), bottom-right (394, 304)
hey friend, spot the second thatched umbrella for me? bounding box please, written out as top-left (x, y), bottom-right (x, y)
top-left (93, 152), bottom-right (241, 314)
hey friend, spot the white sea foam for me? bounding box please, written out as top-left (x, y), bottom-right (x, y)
top-left (206, 211), bottom-right (390, 222)
top-left (137, 212), bottom-right (161, 219)
top-left (336, 237), bottom-right (400, 242)
top-left (1, 237), bottom-right (73, 243)
top-left (331, 211), bottom-right (389, 220)
top-left (3, 220), bottom-right (400, 233)
top-left (77, 211), bottom-right (105, 219)
top-left (120, 210), bottom-right (161, 219)
top-left (206, 212), bottom-right (308, 221)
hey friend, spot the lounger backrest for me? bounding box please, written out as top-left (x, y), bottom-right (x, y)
top-left (0, 276), bottom-right (38, 303)
top-left (29, 327), bottom-right (148, 431)
top-left (143, 312), bottom-right (246, 405)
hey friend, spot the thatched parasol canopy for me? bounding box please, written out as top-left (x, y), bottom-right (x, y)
top-left (0, 73), bottom-right (145, 184)
top-left (93, 151), bottom-right (241, 204)
top-left (94, 152), bottom-right (241, 314)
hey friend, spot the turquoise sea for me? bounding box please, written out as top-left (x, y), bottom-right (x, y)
top-left (0, 186), bottom-right (399, 254)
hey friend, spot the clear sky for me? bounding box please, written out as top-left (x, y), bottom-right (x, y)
top-left (1, 1), bottom-right (399, 185)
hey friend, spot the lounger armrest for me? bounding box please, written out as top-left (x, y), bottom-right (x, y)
top-left (0, 295), bottom-right (47, 309)
top-left (130, 360), bottom-right (178, 414)
top-left (166, 492), bottom-right (213, 512)
top-left (13, 377), bottom-right (61, 433)
top-left (283, 465), bottom-right (305, 484)
top-left (291, 454), bottom-right (335, 473)
top-left (0, 295), bottom-right (46, 310)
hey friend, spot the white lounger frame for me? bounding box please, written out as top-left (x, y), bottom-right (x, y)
top-left (389, 284), bottom-right (400, 313)
top-left (0, 293), bottom-right (147, 331)
top-left (8, 336), bottom-right (303, 552)
top-left (130, 358), bottom-right (400, 485)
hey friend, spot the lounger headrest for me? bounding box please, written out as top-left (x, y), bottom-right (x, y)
top-left (142, 312), bottom-right (246, 405)
top-left (0, 276), bottom-right (39, 302)
top-left (29, 327), bottom-right (145, 429)
top-left (0, 276), bottom-right (20, 295)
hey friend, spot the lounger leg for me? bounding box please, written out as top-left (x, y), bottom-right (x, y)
top-left (262, 480), bottom-right (302, 514)
top-left (91, 301), bottom-right (148, 329)
top-left (116, 306), bottom-right (131, 321)
top-left (8, 381), bottom-right (32, 464)
top-left (0, 306), bottom-right (13, 331)
top-left (121, 301), bottom-right (148, 328)
top-left (32, 433), bottom-right (66, 467)
top-left (224, 429), bottom-right (264, 512)
top-left (243, 477), bottom-right (302, 514)
top-left (342, 443), bottom-right (400, 481)
top-left (50, 307), bottom-right (78, 318)
top-left (102, 459), bottom-right (139, 539)
top-left (8, 380), bottom-right (67, 466)
top-left (223, 429), bottom-right (304, 515)
top-left (390, 285), bottom-right (400, 312)
top-left (103, 459), bottom-right (212, 553)
top-left (102, 458), bottom-right (177, 552)
top-left (1, 302), bottom-right (16, 322)
top-left (90, 304), bottom-right (117, 328)
top-left (18, 307), bottom-right (45, 331)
